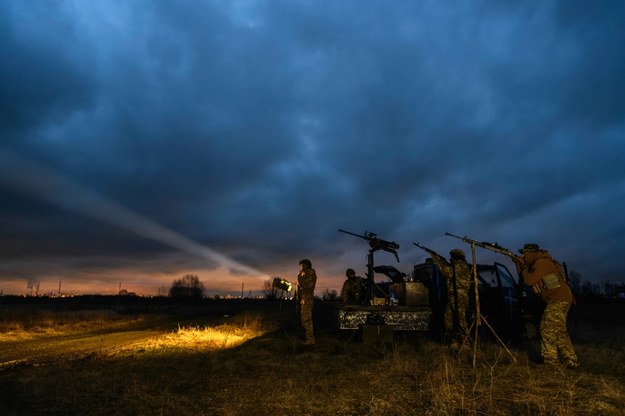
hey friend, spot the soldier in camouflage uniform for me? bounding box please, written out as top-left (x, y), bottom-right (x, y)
top-left (431, 249), bottom-right (472, 351)
top-left (341, 268), bottom-right (364, 304)
top-left (297, 258), bottom-right (317, 345)
top-left (513, 243), bottom-right (578, 368)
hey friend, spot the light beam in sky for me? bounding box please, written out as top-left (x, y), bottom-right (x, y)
top-left (0, 150), bottom-right (270, 280)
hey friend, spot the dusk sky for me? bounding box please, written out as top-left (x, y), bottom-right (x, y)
top-left (1, 1), bottom-right (624, 296)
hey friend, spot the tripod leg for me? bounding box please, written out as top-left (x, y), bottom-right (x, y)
top-left (480, 314), bottom-right (518, 363)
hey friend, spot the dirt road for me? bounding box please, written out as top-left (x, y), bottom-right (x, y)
top-left (0, 315), bottom-right (199, 369)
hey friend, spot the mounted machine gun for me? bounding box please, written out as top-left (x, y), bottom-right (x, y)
top-left (338, 229), bottom-right (400, 260)
top-left (338, 229), bottom-right (401, 302)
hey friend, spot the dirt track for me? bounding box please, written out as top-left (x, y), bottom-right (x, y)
top-left (0, 315), bottom-right (199, 369)
top-left (0, 298), bottom-right (280, 372)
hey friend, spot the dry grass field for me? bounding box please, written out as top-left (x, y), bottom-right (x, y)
top-left (0, 297), bottom-right (624, 416)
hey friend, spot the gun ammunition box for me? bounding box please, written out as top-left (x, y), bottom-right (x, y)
top-left (392, 282), bottom-right (429, 306)
top-left (371, 297), bottom-right (387, 306)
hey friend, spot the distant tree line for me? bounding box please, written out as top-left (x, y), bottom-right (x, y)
top-left (568, 270), bottom-right (624, 298)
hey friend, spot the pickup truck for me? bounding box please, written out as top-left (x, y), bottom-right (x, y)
top-left (338, 260), bottom-right (542, 339)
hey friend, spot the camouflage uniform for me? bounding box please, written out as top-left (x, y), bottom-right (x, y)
top-left (341, 269), bottom-right (364, 304)
top-left (431, 249), bottom-right (472, 349)
top-left (514, 244), bottom-right (578, 368)
top-left (297, 259), bottom-right (317, 344)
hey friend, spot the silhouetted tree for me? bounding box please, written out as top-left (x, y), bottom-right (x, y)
top-left (568, 270), bottom-right (582, 295)
top-left (263, 278), bottom-right (285, 300)
top-left (169, 274), bottom-right (205, 299)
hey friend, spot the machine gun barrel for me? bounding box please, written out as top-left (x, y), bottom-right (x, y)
top-left (444, 232), bottom-right (515, 258)
top-left (338, 229), bottom-right (369, 239)
top-left (338, 229), bottom-right (400, 262)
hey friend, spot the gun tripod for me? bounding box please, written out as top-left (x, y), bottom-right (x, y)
top-left (460, 241), bottom-right (517, 367)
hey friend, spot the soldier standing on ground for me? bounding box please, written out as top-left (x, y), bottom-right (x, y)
top-left (430, 249), bottom-right (472, 352)
top-left (513, 243), bottom-right (579, 368)
top-left (297, 258), bottom-right (317, 345)
top-left (341, 268), bottom-right (364, 305)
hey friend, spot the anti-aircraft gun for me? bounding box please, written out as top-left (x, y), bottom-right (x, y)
top-left (339, 229), bottom-right (400, 260)
top-left (338, 229), bottom-right (401, 302)
top-left (337, 229), bottom-right (431, 335)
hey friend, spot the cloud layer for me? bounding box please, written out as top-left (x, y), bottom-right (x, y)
top-left (1, 1), bottom-right (624, 295)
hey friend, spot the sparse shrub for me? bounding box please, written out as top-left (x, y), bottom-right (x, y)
top-left (321, 288), bottom-right (338, 301)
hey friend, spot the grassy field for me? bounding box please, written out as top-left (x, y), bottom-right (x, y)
top-left (1, 297), bottom-right (624, 416)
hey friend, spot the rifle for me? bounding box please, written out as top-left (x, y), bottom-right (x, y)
top-left (338, 229), bottom-right (400, 262)
top-left (413, 242), bottom-right (444, 259)
top-left (444, 232), bottom-right (515, 259)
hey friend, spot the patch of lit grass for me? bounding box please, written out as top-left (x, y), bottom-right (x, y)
top-left (137, 324), bottom-right (266, 351)
top-left (119, 313), bottom-right (271, 353)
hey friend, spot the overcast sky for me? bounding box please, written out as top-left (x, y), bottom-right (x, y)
top-left (1, 1), bottom-right (624, 296)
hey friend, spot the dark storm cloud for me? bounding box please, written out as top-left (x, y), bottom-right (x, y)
top-left (1, 0), bottom-right (625, 294)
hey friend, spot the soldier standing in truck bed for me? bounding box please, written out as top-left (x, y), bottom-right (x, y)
top-left (297, 258), bottom-right (317, 345)
top-left (430, 249), bottom-right (472, 352)
top-left (341, 268), bottom-right (364, 304)
top-left (513, 243), bottom-right (578, 368)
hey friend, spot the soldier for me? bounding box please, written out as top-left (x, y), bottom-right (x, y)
top-left (430, 248), bottom-right (472, 351)
top-left (341, 268), bottom-right (364, 304)
top-left (513, 243), bottom-right (578, 368)
top-left (297, 258), bottom-right (317, 345)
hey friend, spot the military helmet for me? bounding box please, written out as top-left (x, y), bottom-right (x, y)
top-left (345, 268), bottom-right (356, 277)
top-left (519, 243), bottom-right (540, 253)
top-left (450, 249), bottom-right (465, 260)
top-left (299, 258), bottom-right (312, 269)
